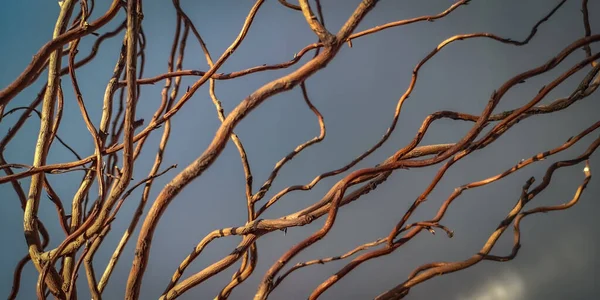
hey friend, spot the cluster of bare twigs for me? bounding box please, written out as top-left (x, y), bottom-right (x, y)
top-left (1, 0), bottom-right (598, 299)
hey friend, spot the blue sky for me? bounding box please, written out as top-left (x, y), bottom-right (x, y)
top-left (1, 0), bottom-right (599, 299)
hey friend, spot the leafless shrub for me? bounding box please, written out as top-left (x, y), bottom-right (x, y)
top-left (1, 0), bottom-right (598, 299)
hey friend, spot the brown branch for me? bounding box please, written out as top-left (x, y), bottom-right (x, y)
top-left (581, 0), bottom-right (595, 66)
top-left (273, 238), bottom-right (387, 291)
top-left (306, 47), bottom-right (600, 299)
top-left (0, 0), bottom-right (123, 106)
top-left (84, 225), bottom-right (110, 300)
top-left (98, 12), bottom-right (184, 292)
top-left (8, 221), bottom-right (50, 300)
top-left (117, 42), bottom-right (320, 87)
top-left (2, 1), bottom-right (598, 299)
top-left (42, 178), bottom-right (70, 235)
top-left (278, 0), bottom-right (301, 11)
top-left (26, 1), bottom-right (79, 297)
top-left (187, 3), bottom-right (260, 294)
top-left (484, 159), bottom-right (592, 262)
top-left (378, 144), bottom-right (597, 299)
top-left (347, 0), bottom-right (470, 45)
top-left (299, 0), bottom-right (334, 44)
top-left (126, 1), bottom-right (269, 297)
top-left (259, 0), bottom-right (563, 222)
top-left (0, 88), bottom-right (45, 152)
top-left (154, 2), bottom-right (383, 299)
top-left (253, 82), bottom-right (326, 210)
top-left (160, 144), bottom-right (452, 295)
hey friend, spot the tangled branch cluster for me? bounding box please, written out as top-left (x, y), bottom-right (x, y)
top-left (0, 0), bottom-right (598, 299)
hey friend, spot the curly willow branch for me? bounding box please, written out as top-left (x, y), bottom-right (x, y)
top-left (1, 0), bottom-right (598, 299)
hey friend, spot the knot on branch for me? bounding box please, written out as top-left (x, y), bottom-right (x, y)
top-left (321, 34), bottom-right (337, 47)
